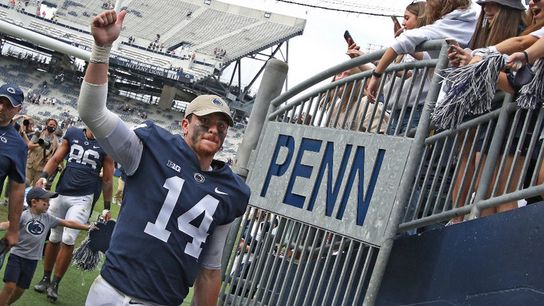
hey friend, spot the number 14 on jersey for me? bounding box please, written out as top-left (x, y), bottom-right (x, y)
top-left (144, 176), bottom-right (219, 258)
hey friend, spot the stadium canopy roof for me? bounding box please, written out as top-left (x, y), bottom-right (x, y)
top-left (48, 0), bottom-right (306, 66)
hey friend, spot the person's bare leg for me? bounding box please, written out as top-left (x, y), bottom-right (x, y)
top-left (7, 287), bottom-right (25, 305)
top-left (43, 241), bottom-right (60, 272)
top-left (451, 129), bottom-right (477, 223)
top-left (0, 282), bottom-right (16, 305)
top-left (53, 243), bottom-right (75, 279)
top-left (34, 242), bottom-right (60, 293)
top-left (496, 155), bottom-right (525, 213)
top-left (481, 155), bottom-right (523, 217)
top-left (48, 243), bottom-right (75, 301)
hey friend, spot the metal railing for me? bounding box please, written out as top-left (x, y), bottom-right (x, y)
top-left (218, 39), bottom-right (544, 305)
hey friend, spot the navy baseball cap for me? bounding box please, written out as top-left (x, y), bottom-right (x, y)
top-left (26, 187), bottom-right (58, 205)
top-left (0, 83), bottom-right (24, 107)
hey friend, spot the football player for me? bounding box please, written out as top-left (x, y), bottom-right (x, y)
top-left (0, 83), bottom-right (27, 250)
top-left (79, 9), bottom-right (250, 306)
top-left (33, 127), bottom-right (114, 302)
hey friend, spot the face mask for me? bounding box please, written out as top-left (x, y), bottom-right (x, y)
top-left (47, 126), bottom-right (56, 133)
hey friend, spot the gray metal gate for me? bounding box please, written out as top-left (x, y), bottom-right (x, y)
top-left (218, 39), bottom-right (544, 305)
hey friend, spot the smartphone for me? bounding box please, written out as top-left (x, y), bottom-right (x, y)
top-left (445, 38), bottom-right (459, 47)
top-left (344, 30), bottom-right (355, 46)
top-left (391, 16), bottom-right (401, 29)
top-left (445, 38), bottom-right (460, 52)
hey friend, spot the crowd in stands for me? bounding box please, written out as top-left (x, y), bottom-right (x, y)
top-left (320, 0), bottom-right (544, 225)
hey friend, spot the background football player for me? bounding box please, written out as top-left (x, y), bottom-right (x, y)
top-left (33, 127), bottom-right (113, 302)
top-left (0, 83), bottom-right (27, 250)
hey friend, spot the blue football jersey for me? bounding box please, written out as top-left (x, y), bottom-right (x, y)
top-left (0, 124), bottom-right (27, 184)
top-left (101, 121), bottom-right (250, 305)
top-left (55, 127), bottom-right (107, 196)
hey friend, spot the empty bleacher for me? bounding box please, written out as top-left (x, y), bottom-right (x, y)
top-left (117, 44), bottom-right (173, 68)
top-left (122, 0), bottom-right (200, 43)
top-left (1, 0), bottom-right (305, 85)
top-left (54, 0), bottom-right (104, 25)
top-left (196, 20), bottom-right (304, 61)
top-left (163, 7), bottom-right (258, 50)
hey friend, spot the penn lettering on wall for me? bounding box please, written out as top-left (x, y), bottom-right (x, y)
top-left (248, 122), bottom-right (412, 246)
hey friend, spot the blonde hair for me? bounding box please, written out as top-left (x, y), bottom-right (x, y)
top-left (425, 0), bottom-right (471, 24)
top-left (406, 1), bottom-right (428, 28)
top-left (321, 67), bottom-right (363, 113)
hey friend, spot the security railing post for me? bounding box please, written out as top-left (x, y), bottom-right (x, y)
top-left (468, 94), bottom-right (513, 219)
top-left (220, 59), bottom-right (289, 282)
top-left (363, 41), bottom-right (450, 305)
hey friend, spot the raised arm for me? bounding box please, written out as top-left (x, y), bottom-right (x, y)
top-left (365, 47), bottom-right (398, 101)
top-left (346, 43), bottom-right (376, 72)
top-left (77, 10), bottom-right (142, 175)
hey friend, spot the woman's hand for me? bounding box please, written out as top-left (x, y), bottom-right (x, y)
top-left (346, 43), bottom-right (362, 58)
top-left (506, 52), bottom-right (527, 70)
top-left (448, 45), bottom-right (472, 67)
top-left (365, 76), bottom-right (380, 102)
top-left (394, 26), bottom-right (404, 38)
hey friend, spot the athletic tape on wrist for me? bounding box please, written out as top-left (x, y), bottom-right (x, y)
top-left (90, 42), bottom-right (112, 64)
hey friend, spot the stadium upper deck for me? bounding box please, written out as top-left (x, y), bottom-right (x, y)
top-left (1, 0), bottom-right (305, 80)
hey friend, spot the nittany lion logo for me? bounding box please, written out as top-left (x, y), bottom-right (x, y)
top-left (26, 220), bottom-right (45, 235)
top-left (212, 98), bottom-right (223, 106)
top-left (194, 173), bottom-right (205, 183)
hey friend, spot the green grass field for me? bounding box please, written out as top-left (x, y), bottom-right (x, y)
top-left (0, 177), bottom-right (194, 305)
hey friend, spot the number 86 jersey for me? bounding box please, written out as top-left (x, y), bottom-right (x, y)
top-left (101, 122), bottom-right (250, 306)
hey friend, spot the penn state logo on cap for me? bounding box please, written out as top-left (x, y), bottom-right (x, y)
top-left (185, 95), bottom-right (234, 126)
top-left (0, 83), bottom-right (24, 107)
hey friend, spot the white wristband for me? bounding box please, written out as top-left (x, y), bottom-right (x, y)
top-left (90, 42), bottom-right (112, 64)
